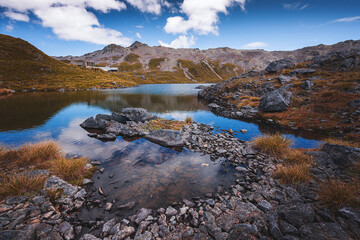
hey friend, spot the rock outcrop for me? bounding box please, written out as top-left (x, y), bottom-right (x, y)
top-left (259, 85), bottom-right (292, 112)
top-left (265, 59), bottom-right (295, 73)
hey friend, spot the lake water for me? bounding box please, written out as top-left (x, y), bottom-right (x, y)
top-left (0, 84), bottom-right (320, 218)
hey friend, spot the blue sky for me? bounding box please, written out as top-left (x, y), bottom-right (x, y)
top-left (0, 0), bottom-right (359, 56)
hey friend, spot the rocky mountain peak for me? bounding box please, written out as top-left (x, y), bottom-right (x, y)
top-left (129, 41), bottom-right (148, 50)
top-left (101, 44), bottom-right (124, 53)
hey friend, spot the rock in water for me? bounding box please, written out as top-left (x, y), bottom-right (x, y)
top-left (265, 59), bottom-right (295, 73)
top-left (105, 122), bottom-right (140, 137)
top-left (144, 129), bottom-right (184, 147)
top-left (121, 108), bottom-right (156, 123)
top-left (111, 112), bottom-right (129, 124)
top-left (97, 133), bottom-right (116, 141)
top-left (44, 176), bottom-right (78, 197)
top-left (259, 85), bottom-right (292, 112)
top-left (80, 117), bottom-right (100, 129)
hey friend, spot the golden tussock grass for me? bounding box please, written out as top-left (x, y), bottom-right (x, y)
top-left (253, 133), bottom-right (292, 157)
top-left (0, 141), bottom-right (60, 170)
top-left (318, 179), bottom-right (360, 209)
top-left (284, 149), bottom-right (312, 165)
top-left (0, 141), bottom-right (94, 199)
top-left (145, 118), bottom-right (187, 131)
top-left (51, 157), bottom-right (94, 185)
top-left (0, 175), bottom-right (48, 199)
top-left (274, 163), bottom-right (312, 184)
top-left (185, 117), bottom-right (193, 124)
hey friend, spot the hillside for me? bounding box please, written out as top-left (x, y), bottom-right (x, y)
top-left (0, 34), bottom-right (139, 91)
top-left (198, 49), bottom-right (360, 142)
top-left (56, 39), bottom-right (360, 79)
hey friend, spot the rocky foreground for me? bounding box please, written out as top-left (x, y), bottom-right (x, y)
top-left (1, 108), bottom-right (360, 240)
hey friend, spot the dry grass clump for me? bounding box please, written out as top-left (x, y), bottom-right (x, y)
top-left (236, 95), bottom-right (260, 108)
top-left (51, 157), bottom-right (94, 185)
top-left (323, 138), bottom-right (360, 148)
top-left (284, 149), bottom-right (312, 165)
top-left (0, 141), bottom-right (95, 199)
top-left (185, 117), bottom-right (193, 124)
top-left (0, 141), bottom-right (60, 171)
top-left (254, 134), bottom-right (292, 157)
top-left (46, 188), bottom-right (63, 204)
top-left (274, 163), bottom-right (312, 184)
top-left (0, 88), bottom-right (12, 95)
top-left (145, 118), bottom-right (187, 131)
top-left (318, 179), bottom-right (360, 209)
top-left (0, 175), bottom-right (48, 198)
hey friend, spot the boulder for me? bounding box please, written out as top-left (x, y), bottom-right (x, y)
top-left (44, 176), bottom-right (78, 197)
top-left (322, 143), bottom-right (360, 169)
top-left (301, 80), bottom-right (313, 90)
top-left (259, 85), bottom-right (292, 112)
top-left (278, 204), bottom-right (315, 228)
top-left (278, 74), bottom-right (292, 84)
top-left (95, 114), bottom-right (112, 121)
top-left (96, 133), bottom-right (116, 141)
top-left (111, 112), bottom-right (129, 124)
top-left (208, 103), bottom-right (220, 109)
top-left (121, 108), bottom-right (156, 123)
top-left (144, 129), bottom-right (184, 147)
top-left (105, 122), bottom-right (143, 137)
top-left (299, 223), bottom-right (350, 240)
top-left (289, 68), bottom-right (316, 76)
top-left (265, 59), bottom-right (295, 73)
top-left (80, 117), bottom-right (100, 129)
top-left (349, 99), bottom-right (360, 108)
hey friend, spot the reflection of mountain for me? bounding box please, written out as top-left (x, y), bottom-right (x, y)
top-left (0, 90), bottom-right (206, 132)
top-left (92, 94), bottom-right (207, 113)
top-left (0, 91), bottom-right (107, 131)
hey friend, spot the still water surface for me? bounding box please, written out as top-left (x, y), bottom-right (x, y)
top-left (0, 84), bottom-right (320, 217)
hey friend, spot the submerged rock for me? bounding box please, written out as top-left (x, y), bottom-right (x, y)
top-left (105, 122), bottom-right (144, 137)
top-left (97, 133), bottom-right (116, 141)
top-left (259, 85), bottom-right (292, 112)
top-left (145, 129), bottom-right (184, 147)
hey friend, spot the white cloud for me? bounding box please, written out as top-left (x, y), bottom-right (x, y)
top-left (333, 16), bottom-right (360, 23)
top-left (125, 0), bottom-right (171, 15)
top-left (242, 41), bottom-right (268, 49)
top-left (136, 32), bottom-right (142, 39)
top-left (5, 23), bottom-right (14, 32)
top-left (159, 35), bottom-right (196, 48)
top-left (283, 2), bottom-right (308, 10)
top-left (0, 0), bottom-right (132, 46)
top-left (4, 11), bottom-right (30, 22)
top-left (136, 25), bottom-right (144, 28)
top-left (164, 0), bottom-right (247, 36)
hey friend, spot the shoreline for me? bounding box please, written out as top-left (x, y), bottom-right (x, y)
top-left (1, 109), bottom-right (360, 239)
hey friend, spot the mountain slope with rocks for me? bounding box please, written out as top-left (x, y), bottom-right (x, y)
top-left (198, 48), bottom-right (360, 142)
top-left (56, 39), bottom-right (360, 74)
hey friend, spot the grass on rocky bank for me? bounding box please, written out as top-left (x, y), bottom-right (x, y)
top-left (254, 134), bottom-right (360, 209)
top-left (0, 141), bottom-right (95, 200)
top-left (144, 117), bottom-right (192, 131)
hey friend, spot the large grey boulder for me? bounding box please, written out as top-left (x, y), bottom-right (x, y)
top-left (111, 112), bottom-right (129, 124)
top-left (121, 108), bottom-right (156, 123)
top-left (322, 143), bottom-right (360, 169)
top-left (144, 129), bottom-right (184, 147)
top-left (265, 59), bottom-right (295, 73)
top-left (105, 122), bottom-right (144, 137)
top-left (259, 85), bottom-right (292, 112)
top-left (44, 176), bottom-right (79, 197)
top-left (80, 117), bottom-right (100, 129)
top-left (299, 223), bottom-right (350, 240)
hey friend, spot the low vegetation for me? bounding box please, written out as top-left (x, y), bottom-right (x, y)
top-left (318, 179), bottom-right (360, 210)
top-left (254, 134), bottom-right (313, 184)
top-left (0, 141), bottom-right (95, 200)
top-left (323, 138), bottom-right (360, 148)
top-left (144, 118), bottom-right (191, 131)
top-left (0, 88), bottom-right (12, 95)
top-left (253, 134), bottom-right (292, 157)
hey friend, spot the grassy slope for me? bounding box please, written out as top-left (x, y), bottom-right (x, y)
top-left (212, 62), bottom-right (360, 141)
top-left (0, 34), bottom-right (242, 90)
top-left (0, 34), bottom-right (138, 91)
